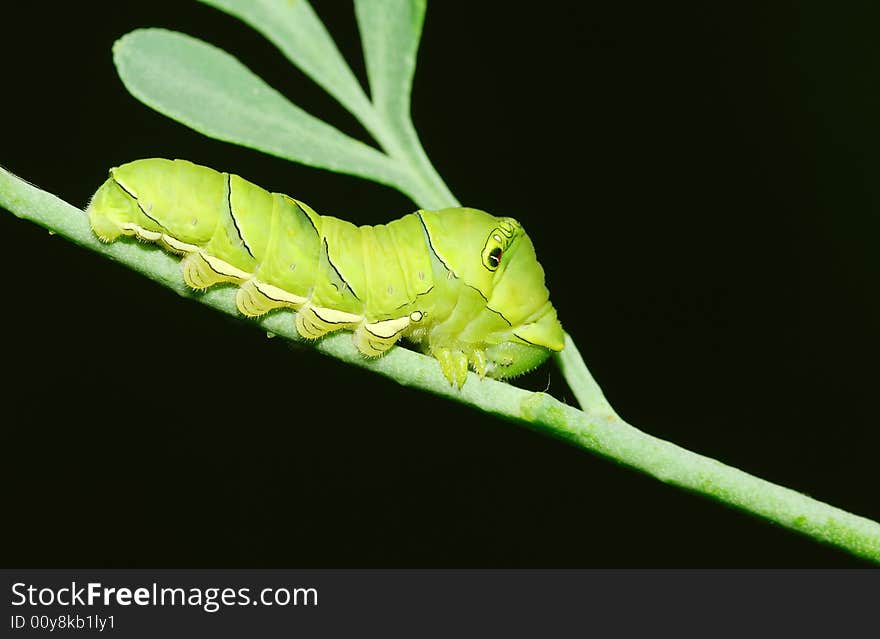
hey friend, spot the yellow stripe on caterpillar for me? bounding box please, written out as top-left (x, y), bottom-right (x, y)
top-left (311, 306), bottom-right (361, 326)
top-left (199, 252), bottom-right (250, 281)
top-left (253, 280), bottom-right (308, 306)
top-left (120, 223), bottom-right (162, 242)
top-left (162, 235), bottom-right (199, 254)
top-left (364, 316), bottom-right (411, 339)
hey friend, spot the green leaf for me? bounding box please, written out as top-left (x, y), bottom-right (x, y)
top-left (113, 28), bottom-right (413, 191)
top-left (355, 0), bottom-right (427, 126)
top-left (195, 0), bottom-right (455, 208)
top-left (352, 0), bottom-right (456, 208)
top-left (197, 0), bottom-right (376, 129)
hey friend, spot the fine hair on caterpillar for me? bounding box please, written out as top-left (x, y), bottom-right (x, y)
top-left (87, 158), bottom-right (564, 386)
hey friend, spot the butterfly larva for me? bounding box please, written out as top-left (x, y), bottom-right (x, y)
top-left (87, 158), bottom-right (564, 386)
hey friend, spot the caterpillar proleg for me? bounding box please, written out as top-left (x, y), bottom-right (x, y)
top-left (87, 158), bottom-right (564, 386)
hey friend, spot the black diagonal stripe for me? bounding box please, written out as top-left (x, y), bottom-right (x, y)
top-left (463, 283), bottom-right (511, 326)
top-left (513, 331), bottom-right (540, 347)
top-left (486, 305), bottom-right (513, 326)
top-left (416, 212), bottom-right (456, 277)
top-left (110, 173), bottom-right (137, 199)
top-left (465, 283), bottom-right (488, 303)
top-left (323, 238), bottom-right (361, 301)
top-left (137, 202), bottom-right (171, 232)
top-left (198, 254), bottom-right (225, 278)
top-left (110, 174), bottom-right (170, 232)
top-left (226, 173), bottom-right (255, 259)
top-left (293, 199), bottom-right (320, 237)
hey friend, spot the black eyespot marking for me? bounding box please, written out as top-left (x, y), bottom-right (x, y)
top-left (488, 247), bottom-right (503, 269)
top-left (481, 225), bottom-right (516, 272)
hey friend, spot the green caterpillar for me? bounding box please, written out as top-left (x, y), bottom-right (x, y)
top-left (87, 158), bottom-right (564, 386)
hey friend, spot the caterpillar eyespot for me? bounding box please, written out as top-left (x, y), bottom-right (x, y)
top-left (87, 158), bottom-right (565, 386)
top-left (487, 247), bottom-right (503, 269)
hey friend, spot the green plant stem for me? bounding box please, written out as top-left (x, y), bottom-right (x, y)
top-left (322, 82), bottom-right (456, 209)
top-left (389, 117), bottom-right (460, 210)
top-left (197, 0), bottom-right (456, 210)
top-left (362, 113), bottom-right (458, 211)
top-left (554, 334), bottom-right (618, 418)
top-left (2, 166), bottom-right (878, 564)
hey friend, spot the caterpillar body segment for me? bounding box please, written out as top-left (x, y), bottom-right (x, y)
top-left (87, 158), bottom-right (564, 386)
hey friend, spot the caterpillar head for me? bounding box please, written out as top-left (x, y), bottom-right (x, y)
top-left (419, 208), bottom-right (565, 379)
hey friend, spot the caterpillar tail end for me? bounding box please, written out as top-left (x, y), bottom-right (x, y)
top-left (86, 177), bottom-right (129, 242)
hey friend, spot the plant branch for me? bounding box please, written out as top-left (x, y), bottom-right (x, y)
top-left (2, 166), bottom-right (878, 564)
top-left (554, 334), bottom-right (618, 418)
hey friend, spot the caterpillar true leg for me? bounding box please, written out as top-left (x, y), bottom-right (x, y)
top-left (432, 346), bottom-right (469, 388)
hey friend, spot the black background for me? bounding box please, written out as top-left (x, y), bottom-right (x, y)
top-left (1, 2), bottom-right (878, 566)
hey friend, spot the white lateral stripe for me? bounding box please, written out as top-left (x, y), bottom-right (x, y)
top-left (312, 306), bottom-right (362, 325)
top-left (366, 316), bottom-right (410, 339)
top-left (199, 251), bottom-right (251, 280)
top-left (111, 172), bottom-right (139, 199)
top-left (121, 223), bottom-right (162, 242)
top-left (254, 280), bottom-right (307, 305)
top-left (162, 235), bottom-right (199, 253)
top-left (136, 227), bottom-right (162, 241)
